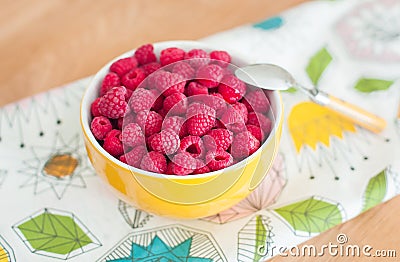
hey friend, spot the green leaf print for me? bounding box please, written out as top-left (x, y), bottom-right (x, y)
top-left (362, 170), bottom-right (387, 212)
top-left (254, 215), bottom-right (268, 262)
top-left (274, 196), bottom-right (343, 234)
top-left (306, 47), bottom-right (332, 85)
top-left (354, 78), bottom-right (394, 93)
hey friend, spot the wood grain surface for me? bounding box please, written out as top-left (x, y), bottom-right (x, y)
top-left (1, 0), bottom-right (399, 261)
top-left (0, 0), bottom-right (305, 105)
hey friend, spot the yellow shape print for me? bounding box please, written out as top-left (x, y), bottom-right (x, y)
top-left (0, 244), bottom-right (10, 262)
top-left (288, 102), bottom-right (356, 152)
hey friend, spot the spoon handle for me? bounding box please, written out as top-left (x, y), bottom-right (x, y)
top-left (314, 91), bottom-right (387, 133)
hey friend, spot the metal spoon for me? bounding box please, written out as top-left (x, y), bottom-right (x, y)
top-left (235, 63), bottom-right (386, 133)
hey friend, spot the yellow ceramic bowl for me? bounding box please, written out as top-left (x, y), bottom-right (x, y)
top-left (80, 40), bottom-right (283, 219)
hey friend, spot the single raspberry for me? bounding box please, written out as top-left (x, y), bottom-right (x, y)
top-left (179, 135), bottom-right (204, 158)
top-left (129, 88), bottom-right (156, 113)
top-left (171, 152), bottom-right (198, 175)
top-left (98, 86), bottom-right (129, 119)
top-left (185, 49), bottom-right (209, 69)
top-left (142, 62), bottom-right (162, 76)
top-left (121, 68), bottom-right (146, 90)
top-left (187, 82), bottom-right (208, 96)
top-left (103, 129), bottom-right (124, 157)
top-left (220, 103), bottom-right (248, 133)
top-left (100, 72), bottom-right (121, 96)
top-left (150, 90), bottom-right (164, 111)
top-left (135, 110), bottom-right (162, 137)
top-left (153, 71), bottom-right (186, 96)
top-left (172, 62), bottom-right (195, 79)
top-left (162, 116), bottom-right (187, 138)
top-left (119, 145), bottom-right (147, 167)
top-left (231, 131), bottom-right (260, 159)
top-left (218, 75), bottom-right (247, 104)
top-left (247, 112), bottom-right (272, 134)
top-left (246, 124), bottom-right (264, 142)
top-left (206, 149), bottom-right (233, 171)
top-left (163, 93), bottom-right (188, 115)
top-left (150, 128), bottom-right (180, 155)
top-left (146, 133), bottom-right (157, 149)
top-left (140, 151), bottom-right (167, 173)
top-left (193, 164), bottom-right (210, 174)
top-left (196, 64), bottom-right (223, 88)
top-left (121, 123), bottom-right (145, 148)
top-left (90, 116), bottom-right (113, 140)
top-left (110, 57), bottom-right (138, 77)
top-left (243, 90), bottom-right (270, 113)
top-left (160, 47), bottom-right (186, 66)
top-left (186, 103), bottom-right (216, 136)
top-left (91, 97), bottom-right (102, 117)
top-left (210, 50), bottom-right (231, 67)
top-left (203, 128), bottom-right (233, 151)
top-left (200, 93), bottom-right (227, 115)
top-left (134, 44), bottom-right (157, 65)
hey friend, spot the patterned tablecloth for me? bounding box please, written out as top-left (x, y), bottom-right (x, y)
top-left (1, 0), bottom-right (400, 261)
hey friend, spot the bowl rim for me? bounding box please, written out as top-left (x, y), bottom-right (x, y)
top-left (80, 40), bottom-right (283, 180)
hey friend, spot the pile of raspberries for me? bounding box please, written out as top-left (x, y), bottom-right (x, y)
top-left (90, 44), bottom-right (272, 175)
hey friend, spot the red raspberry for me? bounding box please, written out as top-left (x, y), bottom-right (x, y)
top-left (196, 64), bottom-right (224, 88)
top-left (121, 68), bottom-right (146, 90)
top-left (231, 131), bottom-right (260, 159)
top-left (121, 123), bottom-right (145, 148)
top-left (91, 97), bottom-right (102, 117)
top-left (90, 116), bottom-right (112, 140)
top-left (134, 44), bottom-right (157, 65)
top-left (206, 149), bottom-right (233, 171)
top-left (163, 93), bottom-right (188, 115)
top-left (150, 128), bottom-right (180, 155)
top-left (220, 103), bottom-right (248, 133)
top-left (142, 62), bottom-right (162, 76)
top-left (129, 88), bottom-right (156, 113)
top-left (247, 112), bottom-right (272, 134)
top-left (140, 151), bottom-right (167, 173)
top-left (218, 75), bottom-right (247, 104)
top-left (98, 86), bottom-right (129, 119)
top-left (103, 129), bottom-right (124, 157)
top-left (186, 103), bottom-right (216, 136)
top-left (100, 72), bottom-right (121, 96)
top-left (162, 116), bottom-right (187, 138)
top-left (110, 57), bottom-right (138, 77)
top-left (118, 113), bottom-right (135, 129)
top-left (210, 50), bottom-right (231, 68)
top-left (185, 49), bottom-right (209, 69)
top-left (171, 152), bottom-right (198, 175)
top-left (187, 82), bottom-right (208, 96)
top-left (201, 93), bottom-right (227, 115)
top-left (172, 62), bottom-right (195, 79)
top-left (179, 135), bottom-right (204, 158)
top-left (193, 164), bottom-right (210, 174)
top-left (160, 47), bottom-right (186, 66)
top-left (153, 71), bottom-right (186, 96)
top-left (203, 128), bottom-right (233, 151)
top-left (243, 90), bottom-right (270, 113)
top-left (135, 110), bottom-right (162, 137)
top-left (119, 145), bottom-right (147, 167)
top-left (246, 124), bottom-right (264, 142)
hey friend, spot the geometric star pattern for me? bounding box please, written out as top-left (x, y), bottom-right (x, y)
top-left (12, 208), bottom-right (101, 260)
top-left (18, 132), bottom-right (95, 199)
top-left (97, 225), bottom-right (227, 262)
top-left (118, 200), bottom-right (152, 229)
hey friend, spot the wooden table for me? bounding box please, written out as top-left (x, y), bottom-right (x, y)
top-left (1, 0), bottom-right (399, 260)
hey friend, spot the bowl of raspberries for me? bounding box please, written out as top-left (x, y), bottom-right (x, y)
top-left (80, 40), bottom-right (283, 218)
